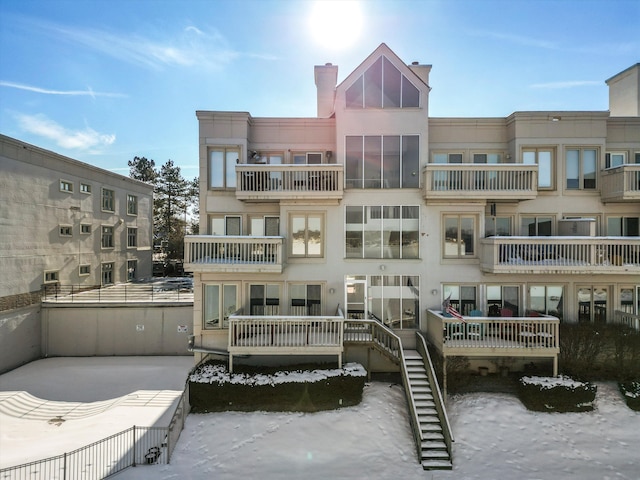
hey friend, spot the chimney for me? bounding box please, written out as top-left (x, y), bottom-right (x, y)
top-left (408, 61), bottom-right (432, 87)
top-left (314, 63), bottom-right (338, 118)
top-left (606, 63), bottom-right (640, 117)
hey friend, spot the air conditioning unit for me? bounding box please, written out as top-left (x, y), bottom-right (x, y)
top-left (558, 218), bottom-right (596, 236)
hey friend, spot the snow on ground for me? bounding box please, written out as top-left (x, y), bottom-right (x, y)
top-left (1, 357), bottom-right (639, 480)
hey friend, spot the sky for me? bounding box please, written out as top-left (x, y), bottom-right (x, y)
top-left (0, 0), bottom-right (639, 181)
top-left (1, 356), bottom-right (639, 479)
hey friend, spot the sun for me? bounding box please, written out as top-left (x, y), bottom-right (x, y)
top-left (309, 0), bottom-right (363, 50)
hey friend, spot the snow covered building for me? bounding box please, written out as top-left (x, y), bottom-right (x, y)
top-left (186, 44), bottom-right (640, 377)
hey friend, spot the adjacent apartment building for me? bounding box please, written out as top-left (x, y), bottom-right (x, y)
top-left (185, 44), bottom-right (640, 372)
top-left (0, 134), bottom-right (154, 308)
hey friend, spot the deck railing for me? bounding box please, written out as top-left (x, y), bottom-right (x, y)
top-left (184, 235), bottom-right (284, 273)
top-left (343, 319), bottom-right (401, 359)
top-left (41, 283), bottom-right (193, 303)
top-left (600, 164), bottom-right (640, 202)
top-left (235, 164), bottom-right (344, 201)
top-left (613, 310), bottom-right (640, 331)
top-left (480, 236), bottom-right (640, 274)
top-left (423, 164), bottom-right (538, 201)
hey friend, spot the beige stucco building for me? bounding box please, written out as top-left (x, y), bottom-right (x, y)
top-left (186, 44), bottom-right (639, 376)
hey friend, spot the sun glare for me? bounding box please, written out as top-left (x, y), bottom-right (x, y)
top-left (309, 0), bottom-right (363, 50)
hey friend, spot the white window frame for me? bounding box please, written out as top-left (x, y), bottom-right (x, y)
top-left (208, 147), bottom-right (240, 189)
top-left (522, 147), bottom-right (555, 190)
top-left (289, 212), bottom-right (324, 258)
top-left (443, 214), bottom-right (477, 258)
top-left (605, 151), bottom-right (627, 169)
top-left (565, 147), bottom-right (598, 190)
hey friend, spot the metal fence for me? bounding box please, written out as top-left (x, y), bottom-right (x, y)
top-left (41, 282), bottom-right (193, 303)
top-left (0, 385), bottom-right (190, 480)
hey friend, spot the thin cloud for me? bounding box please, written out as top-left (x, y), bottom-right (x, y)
top-left (0, 81), bottom-right (126, 98)
top-left (530, 81), bottom-right (602, 89)
top-left (470, 30), bottom-right (558, 50)
top-left (15, 113), bottom-right (115, 151)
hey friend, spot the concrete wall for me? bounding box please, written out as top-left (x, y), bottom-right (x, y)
top-left (42, 304), bottom-right (193, 357)
top-left (0, 305), bottom-right (41, 374)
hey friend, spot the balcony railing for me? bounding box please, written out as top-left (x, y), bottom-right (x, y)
top-left (423, 164), bottom-right (538, 201)
top-left (235, 164), bottom-right (344, 202)
top-left (184, 235), bottom-right (284, 273)
top-left (480, 236), bottom-right (640, 274)
top-left (600, 165), bottom-right (640, 203)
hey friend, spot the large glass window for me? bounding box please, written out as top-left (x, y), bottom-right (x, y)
top-left (523, 149), bottom-right (553, 189)
top-left (521, 216), bottom-right (553, 236)
top-left (127, 194), bottom-right (138, 215)
top-left (368, 275), bottom-right (419, 329)
top-left (345, 55), bottom-right (420, 109)
top-left (620, 286), bottom-right (640, 315)
top-left (346, 205), bottom-right (419, 259)
top-left (209, 148), bottom-right (239, 189)
top-left (577, 286), bottom-right (607, 323)
top-left (485, 216), bottom-right (512, 237)
top-left (127, 227), bottom-right (137, 248)
top-left (346, 135), bottom-right (419, 189)
top-left (101, 263), bottom-right (114, 285)
top-left (443, 215), bottom-right (475, 257)
top-left (289, 284), bottom-right (322, 316)
top-left (529, 285), bottom-right (564, 320)
top-left (487, 285), bottom-right (520, 317)
top-left (250, 284), bottom-right (281, 315)
top-left (607, 216), bottom-right (640, 236)
top-left (210, 215), bottom-right (241, 235)
top-left (605, 152), bottom-right (626, 168)
top-left (442, 285), bottom-right (477, 316)
top-left (290, 213), bottom-right (323, 257)
top-left (101, 188), bottom-right (115, 212)
top-left (566, 148), bottom-right (597, 190)
top-left (101, 226), bottom-right (114, 248)
top-left (250, 216), bottom-right (280, 236)
top-left (203, 283), bottom-right (238, 329)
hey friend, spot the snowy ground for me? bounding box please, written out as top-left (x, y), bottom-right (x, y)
top-left (1, 357), bottom-right (639, 480)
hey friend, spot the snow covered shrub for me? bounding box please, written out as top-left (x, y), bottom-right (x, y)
top-left (619, 381), bottom-right (640, 411)
top-left (517, 375), bottom-right (596, 412)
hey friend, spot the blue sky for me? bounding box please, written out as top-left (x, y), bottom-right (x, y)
top-left (1, 0), bottom-right (638, 180)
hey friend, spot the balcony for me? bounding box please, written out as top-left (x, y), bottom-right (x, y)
top-left (235, 164), bottom-right (344, 202)
top-left (480, 236), bottom-right (640, 275)
top-left (184, 235), bottom-right (284, 273)
top-left (600, 165), bottom-right (640, 203)
top-left (423, 164), bottom-right (538, 202)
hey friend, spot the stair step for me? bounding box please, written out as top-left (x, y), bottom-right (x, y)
top-left (415, 401), bottom-right (436, 409)
top-left (412, 386), bottom-right (432, 393)
top-left (421, 424), bottom-right (443, 433)
top-left (413, 395), bottom-right (434, 403)
top-left (421, 440), bottom-right (447, 450)
top-left (422, 431), bottom-right (444, 441)
top-left (421, 450), bottom-right (450, 460)
top-left (422, 459), bottom-right (453, 470)
top-left (417, 410), bottom-right (440, 419)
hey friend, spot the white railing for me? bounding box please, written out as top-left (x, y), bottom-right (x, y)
top-left (184, 235), bottom-right (284, 273)
top-left (481, 236), bottom-right (640, 274)
top-left (601, 165), bottom-right (640, 202)
top-left (343, 319), bottom-right (401, 360)
top-left (613, 310), bottom-right (640, 331)
top-left (423, 164), bottom-right (538, 200)
top-left (236, 164), bottom-right (343, 200)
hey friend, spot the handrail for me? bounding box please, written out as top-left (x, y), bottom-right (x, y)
top-left (613, 309), bottom-right (640, 331)
top-left (416, 332), bottom-right (454, 454)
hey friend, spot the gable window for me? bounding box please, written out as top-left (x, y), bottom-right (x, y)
top-left (44, 270), bottom-right (59, 283)
top-left (346, 205), bottom-right (419, 259)
top-left (101, 226), bottom-right (114, 248)
top-left (346, 135), bottom-right (419, 189)
top-left (521, 216), bottom-right (553, 236)
top-left (210, 215), bottom-right (241, 235)
top-left (443, 214), bottom-right (476, 257)
top-left (529, 285), bottom-right (564, 321)
top-left (523, 148), bottom-right (554, 189)
top-left (101, 262), bottom-right (114, 285)
top-left (59, 225), bottom-right (73, 237)
top-left (209, 147), bottom-right (239, 189)
top-left (101, 188), bottom-right (115, 212)
top-left (566, 148), bottom-right (597, 190)
top-left (79, 264), bottom-right (91, 276)
top-left (60, 180), bottom-right (73, 193)
top-left (290, 213), bottom-right (323, 257)
top-left (203, 283), bottom-right (239, 329)
top-left (127, 194), bottom-right (138, 215)
top-left (289, 283), bottom-right (322, 316)
top-left (250, 284), bottom-right (281, 315)
top-left (346, 55), bottom-right (420, 109)
top-left (127, 227), bottom-right (138, 247)
top-left (80, 183), bottom-right (91, 194)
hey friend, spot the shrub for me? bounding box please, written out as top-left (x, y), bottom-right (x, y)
top-left (517, 375), bottom-right (596, 412)
top-left (619, 381), bottom-right (640, 411)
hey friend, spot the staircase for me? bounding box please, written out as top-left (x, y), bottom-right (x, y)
top-left (403, 350), bottom-right (453, 470)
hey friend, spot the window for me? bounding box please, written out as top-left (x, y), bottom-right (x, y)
top-left (442, 285), bottom-right (477, 316)
top-left (485, 216), bottom-right (512, 237)
top-left (346, 55), bottom-right (420, 109)
top-left (346, 135), bottom-right (419, 189)
top-left (473, 153), bottom-right (503, 164)
top-left (520, 216), bottom-right (553, 236)
top-left (127, 260), bottom-right (137, 281)
top-left (433, 153), bottom-right (463, 164)
top-left (346, 205), bottom-right (419, 259)
top-left (607, 216), bottom-right (639, 236)
top-left (101, 226), bottom-right (114, 248)
top-left (487, 285), bottom-right (520, 316)
top-left (79, 265), bottom-right (91, 276)
top-left (529, 285), bottom-right (564, 321)
top-left (101, 188), bottom-right (115, 212)
top-left (203, 283), bottom-right (239, 329)
top-left (368, 275), bottom-right (419, 329)
top-left (101, 263), bottom-right (114, 285)
top-left (209, 147), bottom-right (240, 189)
top-left (80, 183), bottom-right (91, 194)
top-left (577, 286), bottom-right (607, 323)
top-left (292, 152), bottom-right (322, 164)
top-left (566, 148), bottom-right (597, 190)
top-left (523, 148), bottom-right (554, 189)
top-left (605, 152), bottom-right (626, 168)
top-left (290, 213), bottom-right (323, 257)
top-left (127, 194), bottom-right (138, 215)
top-left (249, 284), bottom-right (281, 315)
top-left (59, 225), bottom-right (72, 236)
top-left (250, 216), bottom-right (280, 236)
top-left (443, 214), bottom-right (475, 257)
top-left (210, 215), bottom-right (241, 235)
top-left (289, 284), bottom-right (322, 316)
top-left (127, 227), bottom-right (138, 248)
top-left (44, 270), bottom-right (59, 283)
top-left (620, 286), bottom-right (640, 315)
top-left (60, 180), bottom-right (73, 192)
top-left (81, 224), bottom-right (91, 234)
